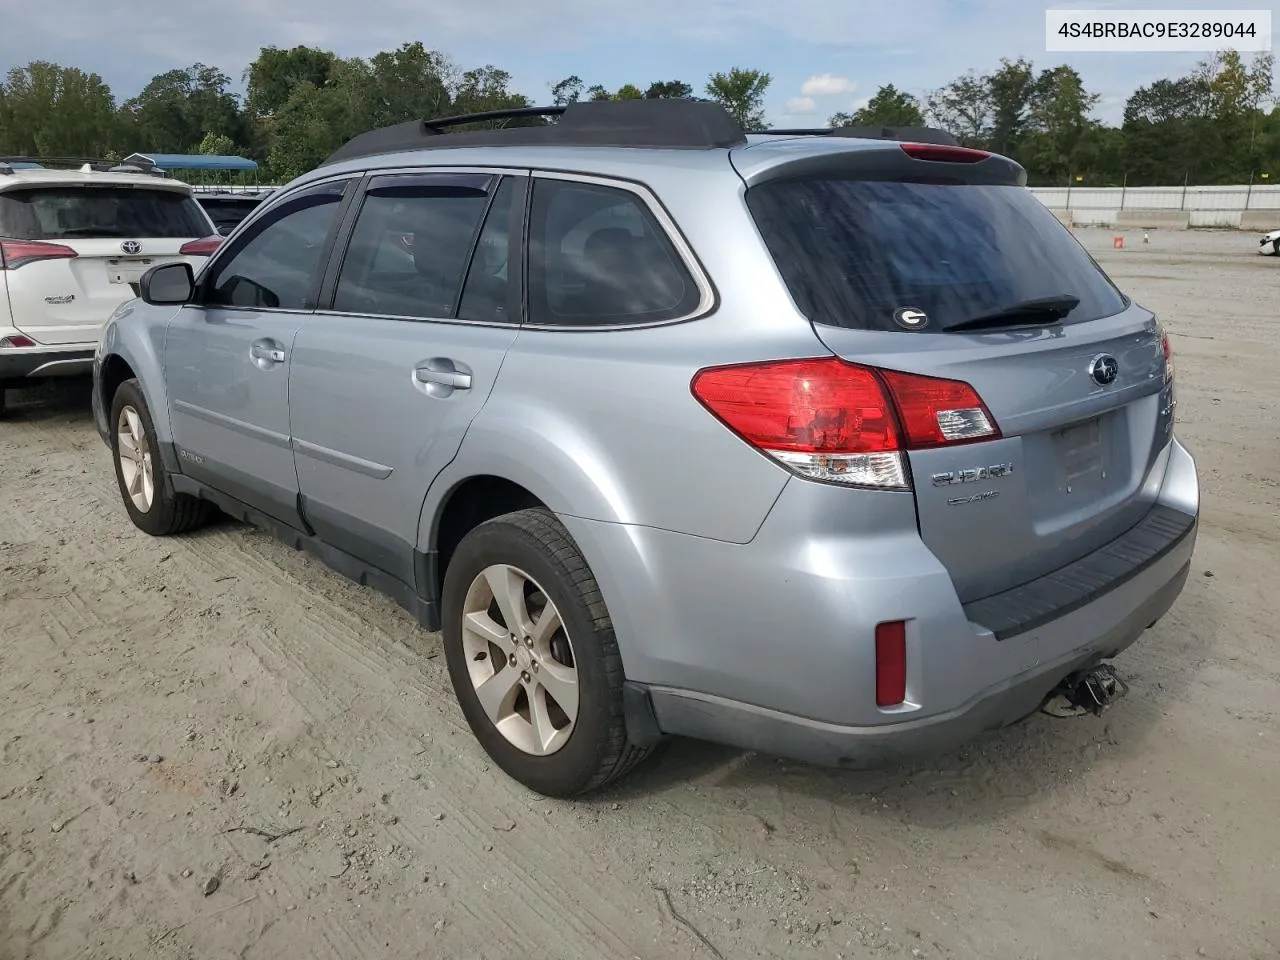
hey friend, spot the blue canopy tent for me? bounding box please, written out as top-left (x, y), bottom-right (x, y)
top-left (122, 153), bottom-right (259, 187)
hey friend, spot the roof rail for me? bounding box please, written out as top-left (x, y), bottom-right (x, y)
top-left (322, 99), bottom-right (748, 166)
top-left (0, 155), bottom-right (168, 176)
top-left (753, 125), bottom-right (959, 146)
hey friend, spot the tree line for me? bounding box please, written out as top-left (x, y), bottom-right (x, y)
top-left (0, 43), bottom-right (1275, 186)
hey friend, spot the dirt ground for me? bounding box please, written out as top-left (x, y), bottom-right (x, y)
top-left (1, 227), bottom-right (1277, 960)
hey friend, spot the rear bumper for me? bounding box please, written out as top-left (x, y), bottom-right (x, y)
top-left (562, 437), bottom-right (1199, 767)
top-left (0, 345), bottom-right (96, 381)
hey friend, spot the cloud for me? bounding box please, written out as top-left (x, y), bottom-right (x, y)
top-left (851, 96), bottom-right (871, 111)
top-left (800, 73), bottom-right (857, 97)
top-left (785, 96), bottom-right (818, 114)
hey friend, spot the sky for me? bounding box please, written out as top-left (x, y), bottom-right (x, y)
top-left (2, 0), bottom-right (1277, 126)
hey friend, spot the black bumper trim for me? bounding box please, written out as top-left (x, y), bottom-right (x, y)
top-left (962, 505), bottom-right (1197, 641)
top-left (0, 348), bottom-right (96, 380)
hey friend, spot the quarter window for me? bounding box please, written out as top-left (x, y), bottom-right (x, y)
top-left (526, 179), bottom-right (701, 327)
top-left (203, 181), bottom-right (349, 310)
top-left (332, 174), bottom-right (491, 320)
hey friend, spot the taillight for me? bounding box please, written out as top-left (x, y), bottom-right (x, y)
top-left (875, 621), bottom-right (908, 707)
top-left (0, 239), bottom-right (78, 270)
top-left (0, 334), bottom-right (37, 348)
top-left (691, 358), bottom-right (906, 488)
top-left (179, 236), bottom-right (223, 256)
top-left (900, 143), bottom-right (990, 163)
top-left (690, 357), bottom-right (1000, 489)
top-left (1161, 331), bottom-right (1174, 383)
top-left (878, 369), bottom-right (998, 448)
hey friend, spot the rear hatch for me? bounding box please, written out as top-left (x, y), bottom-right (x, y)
top-left (739, 142), bottom-right (1176, 602)
top-left (0, 182), bottom-right (213, 344)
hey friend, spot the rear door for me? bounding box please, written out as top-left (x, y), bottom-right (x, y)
top-left (743, 153), bottom-right (1175, 602)
top-left (0, 182), bottom-right (213, 343)
top-left (288, 170), bottom-right (523, 585)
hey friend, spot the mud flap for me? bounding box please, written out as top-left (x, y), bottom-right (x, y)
top-left (1041, 663), bottom-right (1130, 718)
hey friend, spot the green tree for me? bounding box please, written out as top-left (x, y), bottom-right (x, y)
top-left (924, 71), bottom-right (990, 145)
top-left (705, 67), bottom-right (771, 129)
top-left (1021, 66), bottom-right (1101, 184)
top-left (197, 132), bottom-right (237, 155)
top-left (986, 58), bottom-right (1036, 157)
top-left (550, 75), bottom-right (584, 106)
top-left (829, 83), bottom-right (924, 128)
top-left (363, 42), bottom-right (453, 128)
top-left (121, 64), bottom-right (242, 153)
top-left (449, 66), bottom-right (535, 125)
top-left (644, 80), bottom-right (693, 99)
top-left (0, 61), bottom-right (118, 157)
top-left (244, 45), bottom-right (338, 118)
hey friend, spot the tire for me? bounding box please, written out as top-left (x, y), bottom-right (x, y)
top-left (1273, 238), bottom-right (1279, 256)
top-left (441, 508), bottom-right (652, 797)
top-left (109, 378), bottom-right (212, 536)
top-left (0, 385), bottom-right (7, 420)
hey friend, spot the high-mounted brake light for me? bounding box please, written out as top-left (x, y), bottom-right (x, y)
top-left (0, 239), bottom-right (79, 270)
top-left (690, 357), bottom-right (1000, 489)
top-left (179, 236), bottom-right (223, 257)
top-left (0, 334), bottom-right (38, 348)
top-left (900, 143), bottom-right (990, 164)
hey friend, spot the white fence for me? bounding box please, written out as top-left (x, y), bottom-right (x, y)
top-left (1028, 184), bottom-right (1280, 228)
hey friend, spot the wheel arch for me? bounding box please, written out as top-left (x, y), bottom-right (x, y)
top-left (96, 308), bottom-right (177, 450)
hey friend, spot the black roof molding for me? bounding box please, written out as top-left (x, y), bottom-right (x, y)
top-left (321, 99), bottom-right (749, 166)
top-left (756, 125), bottom-right (960, 146)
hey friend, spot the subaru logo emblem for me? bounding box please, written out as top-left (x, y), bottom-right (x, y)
top-left (1089, 353), bottom-right (1119, 386)
top-left (120, 240), bottom-right (141, 255)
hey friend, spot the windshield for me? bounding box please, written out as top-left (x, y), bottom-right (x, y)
top-left (0, 186), bottom-right (210, 240)
top-left (745, 177), bottom-right (1128, 333)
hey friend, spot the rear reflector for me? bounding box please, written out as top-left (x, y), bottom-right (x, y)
top-left (179, 236), bottom-right (223, 256)
top-left (875, 621), bottom-right (907, 707)
top-left (690, 357), bottom-right (999, 489)
top-left (900, 142), bottom-right (990, 164)
top-left (0, 334), bottom-right (37, 348)
top-left (0, 239), bottom-right (78, 270)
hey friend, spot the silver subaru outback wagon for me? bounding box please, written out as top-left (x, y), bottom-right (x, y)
top-left (92, 99), bottom-right (1198, 797)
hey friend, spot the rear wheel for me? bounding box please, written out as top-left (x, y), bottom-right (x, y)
top-left (0, 384), bottom-right (7, 419)
top-left (110, 378), bottom-right (212, 536)
top-left (1273, 238), bottom-right (1279, 256)
top-left (441, 508), bottom-right (652, 797)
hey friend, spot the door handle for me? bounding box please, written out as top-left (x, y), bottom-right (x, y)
top-left (250, 340), bottom-right (286, 365)
top-left (414, 368), bottom-right (472, 390)
top-left (412, 359), bottom-right (473, 395)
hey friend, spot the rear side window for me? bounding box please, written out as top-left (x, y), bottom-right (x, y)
top-left (526, 179), bottom-right (701, 327)
top-left (0, 187), bottom-right (209, 241)
top-left (333, 174), bottom-right (491, 320)
top-left (746, 178), bottom-right (1128, 333)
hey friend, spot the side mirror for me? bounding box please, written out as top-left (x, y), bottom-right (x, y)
top-left (139, 262), bottom-right (195, 305)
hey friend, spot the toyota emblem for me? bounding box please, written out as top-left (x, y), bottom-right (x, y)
top-left (1089, 353), bottom-right (1119, 386)
top-left (120, 240), bottom-right (141, 255)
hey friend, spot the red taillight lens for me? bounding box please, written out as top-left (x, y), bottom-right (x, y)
top-left (0, 239), bottom-right (78, 270)
top-left (691, 358), bottom-right (906, 488)
top-left (875, 621), bottom-right (908, 707)
top-left (900, 143), bottom-right (990, 163)
top-left (179, 236), bottom-right (223, 256)
top-left (1161, 331), bottom-right (1174, 383)
top-left (879, 369), bottom-right (1000, 449)
top-left (0, 334), bottom-right (37, 348)
top-left (691, 358), bottom-right (999, 488)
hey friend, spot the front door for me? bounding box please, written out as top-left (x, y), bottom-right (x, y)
top-left (289, 172), bottom-right (524, 586)
top-left (164, 177), bottom-right (356, 527)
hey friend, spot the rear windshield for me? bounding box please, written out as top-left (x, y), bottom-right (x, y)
top-left (745, 178), bottom-right (1128, 333)
top-left (0, 187), bottom-right (210, 241)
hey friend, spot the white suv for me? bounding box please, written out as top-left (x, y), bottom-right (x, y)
top-left (0, 161), bottom-right (220, 415)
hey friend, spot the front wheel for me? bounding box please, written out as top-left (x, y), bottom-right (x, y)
top-left (109, 378), bottom-right (212, 536)
top-left (441, 508), bottom-right (652, 797)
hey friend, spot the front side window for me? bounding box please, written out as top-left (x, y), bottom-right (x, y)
top-left (0, 187), bottom-right (209, 240)
top-left (332, 174), bottom-right (492, 320)
top-left (526, 179), bottom-right (701, 327)
top-left (202, 181), bottom-right (349, 310)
